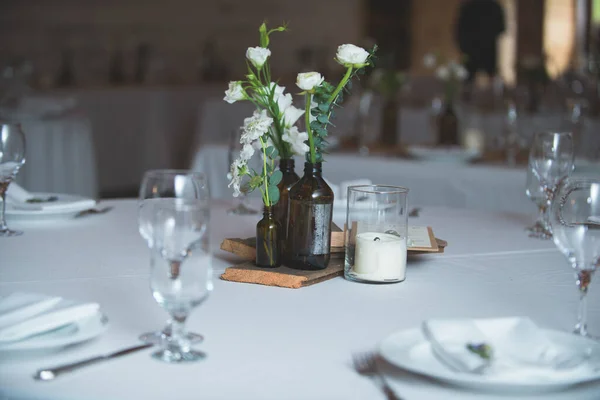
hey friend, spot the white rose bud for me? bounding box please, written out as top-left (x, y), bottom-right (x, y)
top-left (223, 81), bottom-right (246, 104)
top-left (335, 44), bottom-right (370, 67)
top-left (423, 53), bottom-right (437, 69)
top-left (246, 46), bottom-right (271, 68)
top-left (296, 72), bottom-right (324, 92)
top-left (436, 66), bottom-right (450, 80)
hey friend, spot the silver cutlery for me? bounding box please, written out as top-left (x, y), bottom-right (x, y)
top-left (408, 208), bottom-right (421, 218)
top-left (352, 352), bottom-right (403, 400)
top-left (74, 206), bottom-right (113, 218)
top-left (34, 343), bottom-right (153, 381)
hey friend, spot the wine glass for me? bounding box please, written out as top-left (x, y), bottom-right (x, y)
top-left (227, 128), bottom-right (257, 215)
top-left (150, 199), bottom-right (212, 363)
top-left (525, 161), bottom-right (551, 238)
top-left (529, 132), bottom-right (574, 239)
top-left (0, 121), bottom-right (26, 237)
top-left (550, 177), bottom-right (600, 337)
top-left (138, 169), bottom-right (208, 345)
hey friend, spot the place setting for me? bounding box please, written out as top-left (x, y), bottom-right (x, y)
top-left (0, 121), bottom-right (110, 235)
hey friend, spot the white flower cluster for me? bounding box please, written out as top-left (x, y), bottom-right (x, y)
top-left (228, 110), bottom-right (273, 197)
top-left (435, 61), bottom-right (468, 81)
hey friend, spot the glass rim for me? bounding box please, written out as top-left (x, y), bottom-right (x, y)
top-left (143, 169), bottom-right (207, 179)
top-left (347, 184), bottom-right (409, 194)
top-left (534, 131), bottom-right (573, 137)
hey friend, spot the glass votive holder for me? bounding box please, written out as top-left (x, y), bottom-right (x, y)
top-left (344, 185), bottom-right (409, 283)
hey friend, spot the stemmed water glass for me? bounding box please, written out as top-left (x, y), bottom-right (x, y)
top-left (138, 169), bottom-right (209, 345)
top-left (0, 121), bottom-right (26, 237)
top-left (529, 132), bottom-right (574, 239)
top-left (525, 162), bottom-right (551, 238)
top-left (551, 177), bottom-right (600, 337)
top-left (227, 128), bottom-right (257, 215)
top-left (150, 199), bottom-right (212, 363)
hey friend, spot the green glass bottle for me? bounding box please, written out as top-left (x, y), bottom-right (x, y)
top-left (256, 206), bottom-right (281, 268)
top-left (286, 162), bottom-right (334, 270)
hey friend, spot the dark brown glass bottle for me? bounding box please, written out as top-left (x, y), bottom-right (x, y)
top-left (256, 206), bottom-right (281, 268)
top-left (437, 103), bottom-right (459, 146)
top-left (381, 98), bottom-right (398, 147)
top-left (272, 159), bottom-right (299, 246)
top-left (286, 162), bottom-right (334, 270)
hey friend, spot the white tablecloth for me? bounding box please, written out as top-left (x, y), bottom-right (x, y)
top-left (1, 199), bottom-right (599, 399)
top-left (15, 112), bottom-right (98, 199)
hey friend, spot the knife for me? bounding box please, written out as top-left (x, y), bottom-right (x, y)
top-left (34, 343), bottom-right (153, 381)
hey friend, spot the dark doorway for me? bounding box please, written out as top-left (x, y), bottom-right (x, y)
top-left (366, 0), bottom-right (413, 69)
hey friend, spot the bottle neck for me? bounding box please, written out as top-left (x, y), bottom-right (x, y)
top-left (303, 162), bottom-right (322, 177)
top-left (279, 159), bottom-right (295, 173)
top-left (263, 205), bottom-right (274, 218)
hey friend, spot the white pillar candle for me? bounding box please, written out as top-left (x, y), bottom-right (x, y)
top-left (352, 232), bottom-right (407, 282)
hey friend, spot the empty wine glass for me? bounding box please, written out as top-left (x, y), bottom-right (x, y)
top-left (529, 132), bottom-right (574, 239)
top-left (551, 177), bottom-right (600, 337)
top-left (150, 199), bottom-right (212, 363)
top-left (138, 169), bottom-right (208, 345)
top-left (0, 121), bottom-right (26, 237)
top-left (227, 128), bottom-right (257, 215)
top-left (525, 162), bottom-right (551, 238)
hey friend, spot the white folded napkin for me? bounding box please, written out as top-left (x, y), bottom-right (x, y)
top-left (6, 183), bottom-right (96, 212)
top-left (422, 317), bottom-right (580, 375)
top-left (5, 182), bottom-right (31, 203)
top-left (0, 293), bottom-right (100, 343)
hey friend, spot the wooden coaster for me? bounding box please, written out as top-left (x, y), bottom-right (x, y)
top-left (220, 259), bottom-right (344, 289)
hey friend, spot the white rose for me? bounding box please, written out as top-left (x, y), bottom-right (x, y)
top-left (423, 53), bottom-right (436, 69)
top-left (223, 81), bottom-right (245, 104)
top-left (335, 44), bottom-right (369, 67)
top-left (282, 105), bottom-right (305, 128)
top-left (436, 66), bottom-right (449, 80)
top-left (246, 46), bottom-right (271, 68)
top-left (296, 72), bottom-right (324, 91)
top-left (282, 126), bottom-right (310, 156)
top-left (454, 65), bottom-right (468, 80)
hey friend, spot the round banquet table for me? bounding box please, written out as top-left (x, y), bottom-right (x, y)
top-left (1, 199), bottom-right (599, 400)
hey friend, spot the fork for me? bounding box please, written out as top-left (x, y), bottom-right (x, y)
top-left (74, 206), bottom-right (114, 218)
top-left (352, 352), bottom-right (403, 400)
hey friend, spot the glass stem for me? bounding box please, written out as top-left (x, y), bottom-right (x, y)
top-left (539, 202), bottom-right (549, 227)
top-left (574, 270), bottom-right (593, 336)
top-left (169, 313), bottom-right (190, 352)
top-left (0, 183), bottom-right (8, 231)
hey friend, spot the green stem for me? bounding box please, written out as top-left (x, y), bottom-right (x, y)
top-left (328, 67), bottom-right (353, 105)
top-left (305, 93), bottom-right (316, 164)
top-left (260, 137), bottom-right (270, 206)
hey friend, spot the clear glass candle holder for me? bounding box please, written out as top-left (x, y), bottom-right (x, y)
top-left (344, 185), bottom-right (409, 283)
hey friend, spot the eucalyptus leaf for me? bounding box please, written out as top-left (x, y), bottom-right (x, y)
top-left (318, 103), bottom-right (330, 112)
top-left (317, 114), bottom-right (329, 124)
top-left (268, 185), bottom-right (280, 204)
top-left (269, 170), bottom-right (283, 186)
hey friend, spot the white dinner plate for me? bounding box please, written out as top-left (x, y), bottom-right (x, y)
top-left (0, 312), bottom-right (108, 352)
top-left (406, 146), bottom-right (481, 163)
top-left (379, 327), bottom-right (600, 393)
top-left (6, 192), bottom-right (96, 220)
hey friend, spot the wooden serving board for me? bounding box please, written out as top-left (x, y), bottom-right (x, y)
top-left (220, 259), bottom-right (344, 289)
top-left (219, 225), bottom-right (446, 289)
